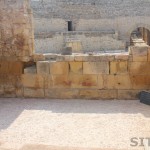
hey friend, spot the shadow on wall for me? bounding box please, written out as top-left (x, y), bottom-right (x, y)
top-left (0, 98), bottom-right (150, 130)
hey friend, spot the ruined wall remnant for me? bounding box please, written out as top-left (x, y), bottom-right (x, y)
top-left (0, 0), bottom-right (34, 61)
top-left (0, 0), bottom-right (34, 97)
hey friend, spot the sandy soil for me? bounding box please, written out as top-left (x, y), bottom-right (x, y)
top-left (0, 99), bottom-right (150, 150)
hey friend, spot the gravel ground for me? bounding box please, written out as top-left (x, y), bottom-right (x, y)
top-left (0, 99), bottom-right (150, 150)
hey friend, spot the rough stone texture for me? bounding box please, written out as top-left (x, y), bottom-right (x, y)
top-left (37, 61), bottom-right (50, 75)
top-left (0, 0), bottom-right (34, 61)
top-left (83, 62), bottom-right (109, 74)
top-left (130, 46), bottom-right (148, 62)
top-left (110, 61), bottom-right (128, 75)
top-left (50, 62), bottom-right (69, 75)
top-left (69, 62), bottom-right (83, 74)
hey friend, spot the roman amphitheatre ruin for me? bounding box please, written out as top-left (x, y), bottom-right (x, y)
top-left (0, 0), bottom-right (150, 150)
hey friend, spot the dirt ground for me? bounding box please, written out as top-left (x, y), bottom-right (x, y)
top-left (0, 99), bottom-right (150, 150)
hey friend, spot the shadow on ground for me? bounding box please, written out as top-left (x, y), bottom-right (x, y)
top-left (0, 98), bottom-right (150, 130)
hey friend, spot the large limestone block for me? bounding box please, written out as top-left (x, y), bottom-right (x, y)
top-left (37, 61), bottom-right (50, 75)
top-left (98, 75), bottom-right (104, 89)
top-left (69, 62), bottom-right (83, 74)
top-left (130, 47), bottom-right (148, 61)
top-left (44, 75), bottom-right (53, 89)
top-left (131, 75), bottom-right (150, 89)
top-left (21, 74), bottom-right (44, 88)
top-left (24, 88), bottom-right (44, 98)
top-left (83, 62), bottom-right (109, 74)
top-left (45, 89), bottom-right (79, 99)
top-left (115, 75), bottom-right (132, 89)
top-left (129, 62), bottom-right (150, 75)
top-left (118, 90), bottom-right (140, 100)
top-left (50, 62), bottom-right (69, 75)
top-left (103, 75), bottom-right (132, 89)
top-left (110, 61), bottom-right (128, 74)
top-left (70, 74), bottom-right (98, 88)
top-left (98, 90), bottom-right (117, 100)
top-left (79, 90), bottom-right (99, 99)
top-left (8, 62), bottom-right (23, 75)
top-left (0, 61), bottom-right (9, 74)
top-left (52, 75), bottom-right (71, 88)
top-left (103, 75), bottom-right (115, 89)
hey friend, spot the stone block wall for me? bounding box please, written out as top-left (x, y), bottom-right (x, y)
top-left (0, 0), bottom-right (34, 61)
top-left (19, 46), bottom-right (150, 100)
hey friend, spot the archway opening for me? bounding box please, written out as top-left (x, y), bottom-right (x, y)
top-left (130, 27), bottom-right (150, 47)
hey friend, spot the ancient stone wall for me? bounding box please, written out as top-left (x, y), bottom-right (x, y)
top-left (0, 0), bottom-right (34, 97)
top-left (20, 46), bottom-right (150, 100)
top-left (0, 0), bottom-right (34, 61)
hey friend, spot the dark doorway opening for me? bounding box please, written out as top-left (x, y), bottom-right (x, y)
top-left (68, 21), bottom-right (73, 31)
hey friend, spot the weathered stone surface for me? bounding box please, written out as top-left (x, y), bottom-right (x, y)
top-left (70, 74), bottom-right (98, 88)
top-left (118, 90), bottom-right (140, 100)
top-left (129, 62), bottom-right (150, 75)
top-left (33, 54), bottom-right (45, 62)
top-left (0, 61), bottom-right (9, 74)
top-left (79, 90), bottom-right (99, 99)
top-left (98, 75), bottom-right (104, 89)
top-left (45, 89), bottom-right (79, 99)
top-left (83, 62), bottom-right (109, 74)
top-left (115, 75), bottom-right (132, 89)
top-left (103, 75), bottom-right (115, 89)
top-left (110, 61), bottom-right (128, 74)
top-left (24, 88), bottom-right (44, 98)
top-left (115, 53), bottom-right (129, 61)
top-left (21, 74), bottom-right (44, 88)
top-left (103, 75), bottom-right (132, 89)
top-left (69, 62), bottom-right (83, 74)
top-left (52, 75), bottom-right (71, 88)
top-left (130, 47), bottom-right (148, 62)
top-left (98, 90), bottom-right (118, 99)
top-left (37, 61), bottom-right (50, 75)
top-left (131, 75), bottom-right (150, 89)
top-left (50, 62), bottom-right (69, 75)
top-left (8, 62), bottom-right (23, 75)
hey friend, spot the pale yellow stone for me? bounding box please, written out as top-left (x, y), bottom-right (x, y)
top-left (70, 74), bottom-right (98, 88)
top-left (21, 74), bottom-right (44, 88)
top-left (131, 75), bottom-right (150, 89)
top-left (69, 62), bottom-right (83, 74)
top-left (83, 62), bottom-right (109, 74)
top-left (110, 61), bottom-right (128, 74)
top-left (50, 62), bottom-right (69, 75)
top-left (129, 62), bottom-right (150, 75)
top-left (115, 75), bottom-right (132, 90)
